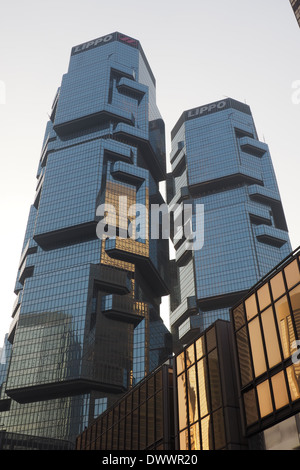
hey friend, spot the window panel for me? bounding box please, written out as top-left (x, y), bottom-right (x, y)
top-left (257, 283), bottom-right (271, 311)
top-left (208, 349), bottom-right (222, 411)
top-left (213, 409), bottom-right (226, 450)
top-left (286, 365), bottom-right (300, 402)
top-left (257, 380), bottom-right (273, 418)
top-left (248, 317), bottom-right (267, 377)
top-left (187, 365), bottom-right (198, 425)
top-left (261, 307), bottom-right (281, 368)
top-left (179, 429), bottom-right (189, 450)
top-left (190, 423), bottom-right (200, 450)
top-left (197, 358), bottom-right (210, 417)
top-left (233, 303), bottom-right (245, 330)
top-left (201, 415), bottom-right (212, 450)
top-left (245, 294), bottom-right (258, 320)
top-left (275, 296), bottom-right (296, 359)
top-left (196, 336), bottom-right (205, 360)
top-left (177, 373), bottom-right (187, 431)
top-left (284, 259), bottom-right (300, 289)
top-left (236, 326), bottom-right (253, 386)
top-left (271, 371), bottom-right (289, 410)
top-left (289, 285), bottom-right (300, 340)
top-left (176, 352), bottom-right (185, 376)
top-left (186, 344), bottom-right (195, 367)
top-left (270, 272), bottom-right (285, 301)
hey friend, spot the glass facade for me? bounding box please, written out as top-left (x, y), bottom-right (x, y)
top-left (76, 364), bottom-right (174, 450)
top-left (0, 32), bottom-right (171, 446)
top-left (168, 98), bottom-right (291, 347)
top-left (231, 247), bottom-right (300, 437)
top-left (290, 0), bottom-right (300, 26)
top-left (174, 320), bottom-right (247, 450)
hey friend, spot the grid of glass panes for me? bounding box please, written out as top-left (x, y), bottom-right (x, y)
top-left (76, 366), bottom-right (172, 451)
top-left (232, 254), bottom-right (300, 431)
top-left (175, 325), bottom-right (226, 450)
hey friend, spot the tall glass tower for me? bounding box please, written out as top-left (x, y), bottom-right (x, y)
top-left (167, 98), bottom-right (292, 349)
top-left (0, 32), bottom-right (170, 445)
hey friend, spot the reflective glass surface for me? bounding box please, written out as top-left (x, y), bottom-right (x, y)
top-left (169, 98), bottom-right (291, 345)
top-left (232, 253), bottom-right (300, 435)
top-left (175, 325), bottom-right (227, 450)
top-left (0, 33), bottom-right (170, 445)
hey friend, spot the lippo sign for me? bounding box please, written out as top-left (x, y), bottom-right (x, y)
top-left (186, 100), bottom-right (227, 120)
top-left (71, 32), bottom-right (139, 56)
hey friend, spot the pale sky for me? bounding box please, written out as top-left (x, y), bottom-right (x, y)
top-left (0, 0), bottom-right (299, 344)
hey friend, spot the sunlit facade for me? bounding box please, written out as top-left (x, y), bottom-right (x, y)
top-left (290, 0), bottom-right (300, 26)
top-left (167, 98), bottom-right (291, 348)
top-left (77, 247), bottom-right (300, 451)
top-left (231, 246), bottom-right (300, 447)
top-left (0, 32), bottom-right (171, 446)
top-left (174, 320), bottom-right (247, 450)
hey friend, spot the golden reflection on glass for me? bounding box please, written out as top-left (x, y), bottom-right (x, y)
top-left (286, 365), bottom-right (300, 402)
top-left (233, 303), bottom-right (245, 331)
top-left (187, 365), bottom-right (198, 424)
top-left (261, 307), bottom-right (281, 368)
top-left (284, 259), bottom-right (300, 289)
top-left (176, 352), bottom-right (185, 376)
top-left (290, 285), bottom-right (300, 340)
top-left (257, 380), bottom-right (273, 418)
top-left (201, 415), bottom-right (212, 450)
top-left (275, 296), bottom-right (296, 359)
top-left (190, 423), bottom-right (200, 450)
top-left (270, 272), bottom-right (285, 300)
top-left (245, 294), bottom-right (258, 320)
top-left (236, 327), bottom-right (253, 386)
top-left (243, 389), bottom-right (259, 426)
top-left (271, 371), bottom-right (289, 410)
top-left (196, 336), bottom-right (205, 359)
top-left (177, 373), bottom-right (188, 431)
top-left (197, 358), bottom-right (209, 417)
top-left (186, 344), bottom-right (195, 367)
top-left (179, 429), bottom-right (189, 450)
top-left (213, 409), bottom-right (226, 450)
top-left (248, 317), bottom-right (267, 377)
top-left (257, 283), bottom-right (271, 311)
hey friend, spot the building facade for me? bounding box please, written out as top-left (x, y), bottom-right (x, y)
top-left (167, 98), bottom-right (291, 348)
top-left (231, 246), bottom-right (300, 449)
top-left (76, 364), bottom-right (174, 451)
top-left (78, 247), bottom-right (300, 451)
top-left (0, 32), bottom-right (171, 445)
top-left (290, 0), bottom-right (300, 26)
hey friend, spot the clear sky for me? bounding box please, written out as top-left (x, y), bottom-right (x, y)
top-left (0, 0), bottom-right (299, 344)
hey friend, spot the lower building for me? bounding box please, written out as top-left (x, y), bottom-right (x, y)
top-left (174, 320), bottom-right (247, 450)
top-left (76, 364), bottom-right (174, 450)
top-left (231, 245), bottom-right (300, 449)
top-left (76, 246), bottom-right (300, 451)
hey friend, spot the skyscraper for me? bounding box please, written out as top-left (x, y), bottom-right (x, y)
top-left (290, 0), bottom-right (300, 26)
top-left (0, 32), bottom-right (170, 445)
top-left (167, 98), bottom-right (291, 348)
